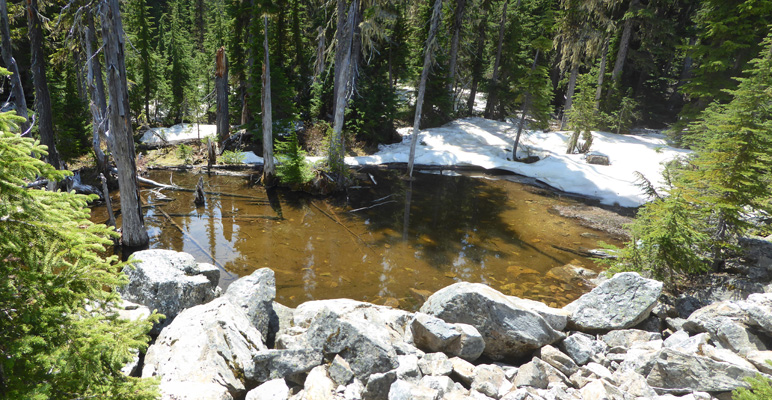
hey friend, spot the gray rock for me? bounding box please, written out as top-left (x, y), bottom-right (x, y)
top-left (449, 357), bottom-right (476, 386)
top-left (664, 332), bottom-right (709, 355)
top-left (419, 352), bottom-right (453, 376)
top-left (142, 298), bottom-right (266, 398)
top-left (745, 293), bottom-right (772, 335)
top-left (364, 370), bottom-right (397, 400)
top-left (302, 309), bottom-right (399, 379)
top-left (601, 329), bottom-right (662, 348)
top-left (303, 365), bottom-right (336, 399)
top-left (119, 249), bottom-right (219, 333)
top-left (646, 348), bottom-right (760, 393)
top-left (329, 354), bottom-right (355, 386)
top-left (471, 364), bottom-right (508, 399)
top-left (569, 362), bottom-right (614, 389)
top-left (114, 299), bottom-right (152, 322)
top-left (396, 354), bottom-right (422, 382)
top-left (508, 297), bottom-right (570, 332)
top-left (252, 349), bottom-right (323, 385)
top-left (224, 268), bottom-right (276, 343)
top-left (245, 379), bottom-right (290, 400)
top-left (614, 370), bottom-right (657, 398)
top-left (420, 282), bottom-right (564, 360)
top-left (559, 332), bottom-right (607, 366)
top-left (159, 381), bottom-right (234, 400)
top-left (419, 375), bottom-right (455, 398)
top-left (565, 272), bottom-right (662, 332)
top-left (293, 299), bottom-right (413, 334)
top-left (711, 317), bottom-right (768, 355)
top-left (665, 317), bottom-right (688, 332)
top-left (537, 345), bottom-right (578, 377)
top-left (682, 301), bottom-right (748, 334)
top-left (699, 343), bottom-right (757, 370)
top-left (513, 358), bottom-right (569, 390)
top-left (411, 313), bottom-right (485, 361)
top-left (344, 378), bottom-right (365, 400)
top-left (586, 154), bottom-right (610, 166)
top-left (745, 351), bottom-right (772, 374)
top-left (388, 380), bottom-right (439, 400)
top-left (579, 379), bottom-right (624, 400)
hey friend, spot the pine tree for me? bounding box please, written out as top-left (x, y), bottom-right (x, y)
top-left (0, 72), bottom-right (159, 398)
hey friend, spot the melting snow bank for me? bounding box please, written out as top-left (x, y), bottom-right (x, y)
top-left (144, 119), bottom-right (689, 207)
top-left (348, 118), bottom-right (691, 208)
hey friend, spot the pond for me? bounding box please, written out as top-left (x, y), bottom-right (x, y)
top-left (90, 169), bottom-right (624, 310)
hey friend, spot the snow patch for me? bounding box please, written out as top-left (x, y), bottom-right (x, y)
top-left (141, 124), bottom-right (217, 144)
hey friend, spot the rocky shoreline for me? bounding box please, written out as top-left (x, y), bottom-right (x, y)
top-left (116, 249), bottom-right (772, 400)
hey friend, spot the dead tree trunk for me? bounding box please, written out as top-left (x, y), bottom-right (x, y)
top-left (560, 64), bottom-right (578, 130)
top-left (101, 0), bottom-right (149, 248)
top-left (27, 0), bottom-right (60, 169)
top-left (466, 8), bottom-right (486, 115)
top-left (216, 46), bottom-right (229, 142)
top-left (329, 0), bottom-right (357, 182)
top-left (261, 15), bottom-right (275, 184)
top-left (84, 10), bottom-right (108, 174)
top-left (595, 36), bottom-right (609, 108)
top-left (607, 0), bottom-right (637, 100)
top-left (407, 0), bottom-right (443, 177)
top-left (313, 26), bottom-right (326, 82)
top-left (484, 0), bottom-right (509, 119)
top-left (512, 49), bottom-right (539, 161)
top-left (0, 0), bottom-right (29, 133)
top-left (447, 0), bottom-right (466, 94)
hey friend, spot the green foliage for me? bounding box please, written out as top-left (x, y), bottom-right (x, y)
top-left (344, 52), bottom-right (399, 145)
top-left (0, 103), bottom-right (159, 398)
top-left (221, 150), bottom-right (246, 164)
top-left (275, 132), bottom-right (314, 185)
top-left (608, 92), bottom-right (640, 135)
top-left (177, 143), bottom-right (193, 164)
top-left (566, 72), bottom-right (603, 154)
top-left (48, 62), bottom-right (91, 162)
top-left (733, 371), bottom-right (772, 400)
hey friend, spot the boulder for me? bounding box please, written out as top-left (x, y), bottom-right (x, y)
top-left (420, 282), bottom-right (564, 360)
top-left (559, 332), bottom-right (607, 366)
top-left (513, 358), bottom-right (569, 390)
top-left (411, 312), bottom-right (485, 361)
top-left (245, 379), bottom-right (290, 400)
top-left (614, 370), bottom-right (657, 398)
top-left (564, 272), bottom-right (662, 332)
top-left (395, 354), bottom-right (422, 382)
top-left (569, 362), bottom-right (614, 389)
top-left (699, 343), bottom-right (757, 370)
top-left (682, 300), bottom-right (748, 334)
top-left (579, 379), bottom-right (624, 400)
top-left (585, 154), bottom-right (610, 166)
top-left (601, 329), bottom-right (662, 349)
top-left (388, 380), bottom-right (438, 400)
top-left (119, 249), bottom-right (219, 333)
top-left (364, 370), bottom-right (397, 400)
top-left (418, 352), bottom-right (453, 376)
top-left (471, 364), bottom-right (508, 399)
top-left (418, 375), bottom-right (456, 398)
top-left (224, 268), bottom-right (276, 342)
top-left (329, 354), bottom-right (356, 386)
top-left (744, 293), bottom-right (772, 335)
top-left (303, 365), bottom-right (336, 399)
top-left (646, 348), bottom-right (760, 393)
top-left (251, 349), bottom-right (323, 385)
top-left (537, 345), bottom-right (578, 377)
top-left (449, 357), bottom-right (476, 386)
top-left (159, 381), bottom-right (234, 400)
top-left (508, 297), bottom-right (569, 331)
top-left (745, 350), bottom-right (772, 374)
top-left (142, 298), bottom-right (266, 398)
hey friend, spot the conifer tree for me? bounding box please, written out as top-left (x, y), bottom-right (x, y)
top-left (0, 71), bottom-right (159, 398)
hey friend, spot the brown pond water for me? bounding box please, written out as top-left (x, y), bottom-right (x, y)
top-left (91, 169), bottom-right (623, 310)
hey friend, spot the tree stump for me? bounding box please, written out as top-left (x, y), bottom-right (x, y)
top-left (194, 176), bottom-right (205, 206)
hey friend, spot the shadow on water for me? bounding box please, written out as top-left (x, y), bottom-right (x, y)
top-left (93, 169), bottom-right (623, 311)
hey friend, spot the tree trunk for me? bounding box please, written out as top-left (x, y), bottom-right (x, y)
top-left (484, 0), bottom-right (508, 119)
top-left (447, 0), bottom-right (466, 94)
top-left (407, 0), bottom-right (443, 178)
top-left (607, 1), bottom-right (636, 99)
top-left (101, 0), bottom-right (148, 248)
top-left (313, 26), bottom-right (326, 82)
top-left (216, 47), bottom-right (229, 142)
top-left (241, 0), bottom-right (255, 126)
top-left (329, 0), bottom-right (357, 181)
top-left (467, 16), bottom-right (485, 115)
top-left (85, 10), bottom-right (108, 174)
top-left (595, 36), bottom-right (609, 108)
top-left (332, 0), bottom-right (346, 112)
top-left (512, 49), bottom-right (539, 161)
top-left (27, 0), bottom-right (60, 169)
top-left (560, 64), bottom-right (578, 130)
top-left (0, 0), bottom-right (29, 133)
top-left (262, 16), bottom-right (275, 184)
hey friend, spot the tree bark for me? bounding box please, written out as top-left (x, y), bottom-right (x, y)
top-left (484, 0), bottom-right (508, 119)
top-left (0, 0), bottom-right (29, 133)
top-left (313, 26), bottom-right (326, 82)
top-left (85, 10), bottom-right (108, 174)
top-left (332, 0), bottom-right (346, 112)
top-left (467, 5), bottom-right (487, 116)
top-left (329, 0), bottom-right (357, 181)
top-left (607, 0), bottom-right (637, 99)
top-left (595, 36), bottom-right (609, 108)
top-left (101, 0), bottom-right (148, 248)
top-left (216, 47), bottom-right (229, 142)
top-left (407, 0), bottom-right (443, 177)
top-left (560, 64), bottom-right (578, 130)
top-left (447, 0), bottom-right (466, 94)
top-left (262, 16), bottom-right (275, 184)
top-left (512, 49), bottom-right (539, 161)
top-left (27, 0), bottom-right (60, 169)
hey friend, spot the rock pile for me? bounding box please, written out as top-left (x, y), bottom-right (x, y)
top-left (120, 250), bottom-right (772, 400)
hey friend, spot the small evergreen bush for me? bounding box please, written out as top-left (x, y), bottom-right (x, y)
top-left (276, 132), bottom-right (314, 185)
top-left (220, 150), bottom-right (246, 164)
top-left (177, 143), bottom-right (193, 164)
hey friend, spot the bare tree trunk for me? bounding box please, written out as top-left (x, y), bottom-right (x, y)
top-left (407, 0), bottom-right (443, 178)
top-left (595, 36), bottom-right (609, 108)
top-left (607, 1), bottom-right (637, 99)
top-left (447, 0), bottom-right (466, 93)
top-left (560, 64), bottom-right (578, 130)
top-left (27, 0), bottom-right (60, 169)
top-left (484, 0), bottom-right (508, 119)
top-left (512, 49), bottom-right (539, 161)
top-left (467, 8), bottom-right (486, 116)
top-left (332, 0), bottom-right (346, 112)
top-left (313, 26), bottom-right (326, 82)
top-left (85, 10), bottom-right (108, 174)
top-left (241, 0), bottom-right (255, 126)
top-left (329, 0), bottom-right (357, 181)
top-left (102, 0), bottom-right (148, 248)
top-left (262, 15), bottom-right (275, 184)
top-left (0, 0), bottom-right (29, 133)
top-left (216, 47), bottom-right (229, 142)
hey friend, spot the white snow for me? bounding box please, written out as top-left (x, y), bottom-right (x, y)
top-left (347, 118), bottom-right (690, 208)
top-left (141, 123), bottom-right (217, 144)
top-left (143, 118), bottom-right (690, 208)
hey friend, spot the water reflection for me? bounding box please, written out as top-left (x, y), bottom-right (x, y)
top-left (92, 169), bottom-right (622, 310)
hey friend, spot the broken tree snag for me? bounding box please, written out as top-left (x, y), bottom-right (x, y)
top-left (194, 176), bottom-right (205, 206)
top-left (99, 173), bottom-right (116, 228)
top-left (215, 46), bottom-right (229, 143)
top-left (207, 139), bottom-right (216, 173)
